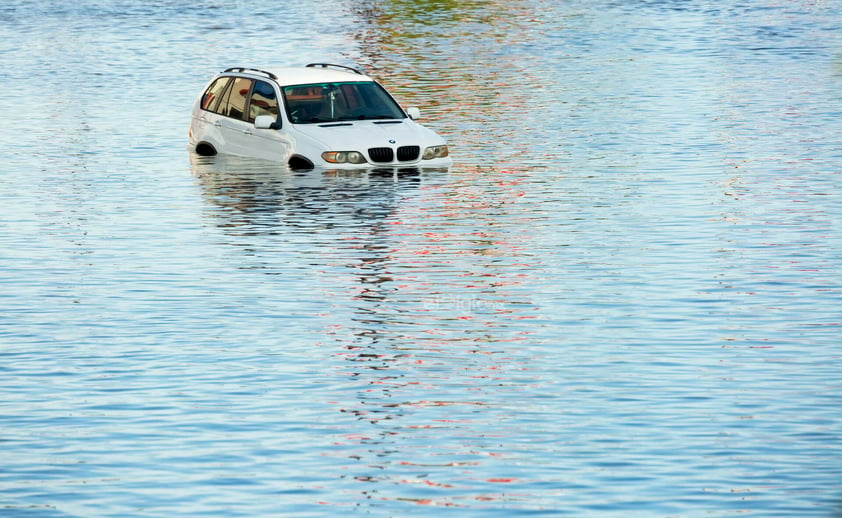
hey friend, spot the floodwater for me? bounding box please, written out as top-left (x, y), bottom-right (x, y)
top-left (1, 0), bottom-right (841, 516)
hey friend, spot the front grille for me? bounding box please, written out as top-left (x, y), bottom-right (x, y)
top-left (397, 145), bottom-right (420, 161)
top-left (368, 147), bottom-right (394, 163)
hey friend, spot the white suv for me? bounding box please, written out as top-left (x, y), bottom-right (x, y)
top-left (188, 64), bottom-right (451, 170)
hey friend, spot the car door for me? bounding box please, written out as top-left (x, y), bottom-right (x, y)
top-left (216, 77), bottom-right (256, 157)
top-left (214, 78), bottom-right (293, 161)
top-left (245, 80), bottom-right (293, 162)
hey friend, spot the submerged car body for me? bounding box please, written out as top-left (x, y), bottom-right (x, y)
top-left (188, 64), bottom-right (451, 169)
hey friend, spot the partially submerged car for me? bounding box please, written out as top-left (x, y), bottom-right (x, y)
top-left (188, 63), bottom-right (451, 170)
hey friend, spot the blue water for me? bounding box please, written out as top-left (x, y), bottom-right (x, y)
top-left (1, 1), bottom-right (841, 516)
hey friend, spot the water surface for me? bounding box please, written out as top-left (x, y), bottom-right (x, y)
top-left (1, 0), bottom-right (841, 516)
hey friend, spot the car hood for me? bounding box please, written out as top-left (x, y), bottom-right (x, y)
top-left (292, 119), bottom-right (443, 150)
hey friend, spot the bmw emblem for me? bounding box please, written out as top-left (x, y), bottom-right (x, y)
top-left (389, 139), bottom-right (396, 144)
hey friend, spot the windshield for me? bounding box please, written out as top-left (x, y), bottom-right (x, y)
top-left (282, 81), bottom-right (407, 124)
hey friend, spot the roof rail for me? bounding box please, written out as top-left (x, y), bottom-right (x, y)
top-left (306, 63), bottom-right (364, 75)
top-left (222, 67), bottom-right (278, 80)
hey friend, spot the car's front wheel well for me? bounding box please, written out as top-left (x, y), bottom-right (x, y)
top-left (288, 155), bottom-right (314, 170)
top-left (195, 142), bottom-right (217, 156)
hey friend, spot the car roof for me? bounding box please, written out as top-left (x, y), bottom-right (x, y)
top-left (220, 66), bottom-right (373, 86)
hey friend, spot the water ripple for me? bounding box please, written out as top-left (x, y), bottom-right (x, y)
top-left (1, 0), bottom-right (841, 516)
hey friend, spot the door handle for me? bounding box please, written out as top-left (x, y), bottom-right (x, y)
top-left (243, 129), bottom-right (252, 135)
top-left (213, 120), bottom-right (222, 127)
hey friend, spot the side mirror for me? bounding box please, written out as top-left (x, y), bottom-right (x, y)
top-left (255, 115), bottom-right (279, 129)
top-left (406, 107), bottom-right (421, 120)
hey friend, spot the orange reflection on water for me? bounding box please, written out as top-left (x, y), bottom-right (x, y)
top-left (347, 0), bottom-right (557, 166)
top-left (314, 163), bottom-right (552, 510)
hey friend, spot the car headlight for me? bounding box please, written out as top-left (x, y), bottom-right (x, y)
top-left (422, 145), bottom-right (449, 160)
top-left (322, 151), bottom-right (367, 164)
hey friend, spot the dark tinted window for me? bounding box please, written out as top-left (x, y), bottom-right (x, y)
top-left (220, 77), bottom-right (253, 120)
top-left (248, 80), bottom-right (279, 123)
top-left (201, 77), bottom-right (232, 113)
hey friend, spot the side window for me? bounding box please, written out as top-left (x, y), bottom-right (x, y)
top-left (201, 77), bottom-right (231, 113)
top-left (248, 80), bottom-right (279, 123)
top-left (222, 77), bottom-right (253, 120)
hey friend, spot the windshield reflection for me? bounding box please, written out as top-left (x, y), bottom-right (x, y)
top-left (189, 154), bottom-right (425, 235)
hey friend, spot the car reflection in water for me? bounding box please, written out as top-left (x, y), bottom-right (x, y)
top-left (189, 154), bottom-right (439, 236)
top-left (189, 154), bottom-right (532, 508)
